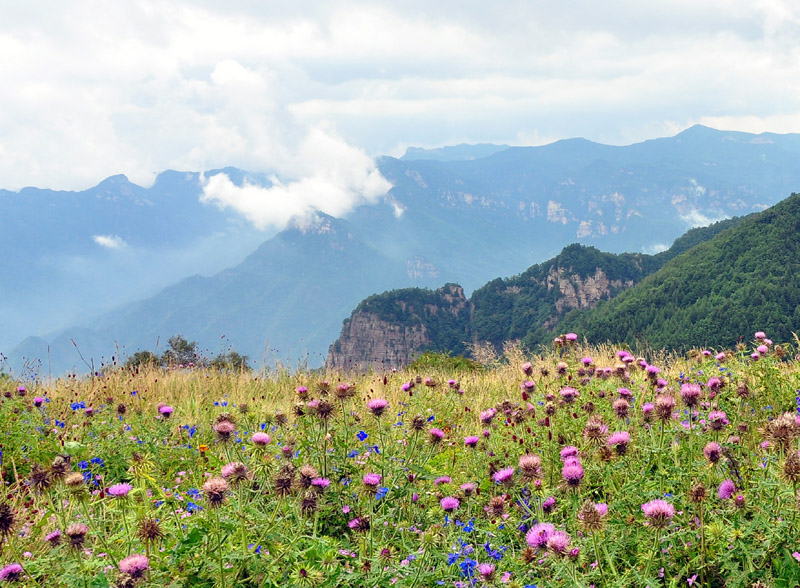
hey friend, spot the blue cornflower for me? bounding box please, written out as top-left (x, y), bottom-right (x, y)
top-left (426, 415), bottom-right (435, 422)
top-left (357, 431), bottom-right (368, 441)
top-left (90, 457), bottom-right (105, 467)
top-left (70, 401), bottom-right (86, 410)
top-left (186, 501), bottom-right (202, 513)
top-left (78, 461), bottom-right (89, 470)
top-left (376, 487), bottom-right (389, 500)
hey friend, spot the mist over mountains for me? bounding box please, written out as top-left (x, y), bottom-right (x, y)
top-left (4, 125), bottom-right (800, 376)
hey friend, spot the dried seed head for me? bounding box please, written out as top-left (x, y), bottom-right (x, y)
top-left (582, 415), bottom-right (609, 445)
top-left (50, 455), bottom-right (71, 479)
top-left (783, 452), bottom-right (800, 484)
top-left (411, 415), bottom-right (426, 431)
top-left (486, 495), bottom-right (506, 516)
top-left (28, 463), bottom-right (52, 492)
top-left (65, 523), bottom-right (89, 549)
top-left (298, 465), bottom-right (320, 488)
top-left (0, 504), bottom-right (16, 538)
top-left (202, 477), bottom-right (229, 508)
top-left (136, 517), bottom-right (165, 544)
top-left (688, 483), bottom-right (707, 504)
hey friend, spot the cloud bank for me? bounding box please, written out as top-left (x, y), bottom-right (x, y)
top-left (1, 0), bottom-right (799, 200)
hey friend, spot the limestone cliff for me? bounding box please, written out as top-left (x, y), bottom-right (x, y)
top-left (325, 284), bottom-right (470, 372)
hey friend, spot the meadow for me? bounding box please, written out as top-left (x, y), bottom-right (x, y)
top-left (1, 334), bottom-right (799, 587)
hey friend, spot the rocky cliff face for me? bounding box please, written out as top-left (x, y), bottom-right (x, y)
top-left (547, 267), bottom-right (635, 314)
top-left (325, 284), bottom-right (469, 372)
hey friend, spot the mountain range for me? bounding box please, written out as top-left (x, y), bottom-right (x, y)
top-left (4, 125), bottom-right (800, 376)
top-left (327, 191), bottom-right (800, 369)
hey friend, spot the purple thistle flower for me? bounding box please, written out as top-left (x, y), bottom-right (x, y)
top-left (703, 441), bottom-right (721, 464)
top-left (158, 405), bottom-right (174, 417)
top-left (311, 478), bottom-right (330, 490)
top-left (546, 530), bottom-right (572, 556)
top-left (641, 499), bottom-right (675, 528)
top-left (461, 482), bottom-right (477, 496)
top-left (251, 432), bottom-right (271, 446)
top-left (464, 436), bottom-right (480, 448)
top-left (367, 398), bottom-right (388, 417)
top-left (559, 446), bottom-right (579, 461)
top-left (718, 479), bottom-right (735, 500)
top-left (480, 408), bottom-right (497, 425)
top-left (708, 410), bottom-right (729, 431)
top-left (0, 564), bottom-right (23, 582)
top-left (363, 473), bottom-right (382, 488)
top-left (525, 522), bottom-right (555, 548)
top-left (429, 428), bottom-right (445, 443)
top-left (440, 496), bottom-right (460, 512)
top-left (492, 467), bottom-right (515, 485)
top-left (542, 496), bottom-right (556, 513)
top-left (434, 476), bottom-right (452, 486)
top-left (119, 554), bottom-right (149, 579)
top-left (107, 483), bottom-right (133, 498)
top-left (559, 387), bottom-right (579, 403)
top-left (561, 461), bottom-right (584, 487)
top-left (477, 562), bottom-right (496, 581)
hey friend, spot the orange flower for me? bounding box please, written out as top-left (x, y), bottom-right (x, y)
top-left (198, 444), bottom-right (209, 452)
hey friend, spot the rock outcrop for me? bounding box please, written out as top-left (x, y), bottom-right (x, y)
top-left (325, 284), bottom-right (469, 372)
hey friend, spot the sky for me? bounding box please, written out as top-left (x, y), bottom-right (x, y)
top-left (2, 1), bottom-right (799, 228)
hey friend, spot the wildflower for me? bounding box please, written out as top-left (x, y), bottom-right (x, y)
top-left (708, 410), bottom-right (729, 431)
top-left (65, 523), bottom-right (89, 548)
top-left (429, 428), bottom-right (445, 444)
top-left (202, 476), bottom-right (229, 507)
top-left (158, 405), bottom-right (174, 418)
top-left (717, 479), bottom-right (735, 500)
top-left (583, 415), bottom-right (609, 445)
top-left (213, 420), bottom-right (235, 442)
top-left (480, 408), bottom-right (497, 425)
top-left (310, 478), bottom-right (330, 492)
top-left (542, 496), bottom-right (556, 513)
top-left (118, 554), bottom-right (149, 579)
top-left (221, 462), bottom-right (250, 485)
top-left (493, 467), bottom-right (515, 486)
top-left (348, 517), bottom-right (370, 532)
top-left (0, 564), bottom-right (23, 582)
top-left (44, 529), bottom-right (62, 546)
top-left (295, 386), bottom-right (309, 400)
top-left (642, 402), bottom-right (655, 422)
top-left (441, 497), bottom-right (460, 512)
top-left (641, 499), bottom-right (675, 528)
top-left (680, 384), bottom-right (702, 407)
top-left (546, 530), bottom-right (572, 556)
top-left (486, 496), bottom-right (506, 516)
top-left (521, 361), bottom-right (533, 375)
top-left (654, 394), bottom-right (676, 421)
top-left (27, 464), bottom-right (51, 492)
top-left (464, 436), bottom-right (480, 448)
top-left (613, 398), bottom-right (630, 419)
top-left (301, 492), bottom-right (318, 514)
top-left (703, 442), bottom-right (722, 464)
top-left (363, 473), bottom-right (382, 490)
top-left (565, 333), bottom-right (578, 342)
top-left (559, 446), bottom-right (579, 461)
top-left (334, 382), bottom-right (355, 400)
top-left (559, 387), bottom-right (579, 403)
top-left (434, 476), bottom-right (452, 486)
top-left (783, 452), bottom-right (800, 484)
top-left (367, 398), bottom-right (388, 417)
top-left (107, 483), bottom-right (133, 498)
top-left (477, 563), bottom-right (496, 581)
top-left (607, 431), bottom-right (631, 456)
top-left (461, 482), bottom-right (477, 496)
top-left (251, 432), bottom-right (271, 446)
top-left (578, 500), bottom-right (608, 533)
top-left (518, 454), bottom-right (542, 479)
top-left (561, 461), bottom-right (584, 487)
top-left (525, 522), bottom-right (555, 548)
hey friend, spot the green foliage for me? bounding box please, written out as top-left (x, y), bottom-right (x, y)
top-left (209, 350), bottom-right (250, 372)
top-left (565, 193), bottom-right (800, 349)
top-left (407, 351), bottom-right (484, 373)
top-left (124, 350), bottom-right (160, 369)
top-left (161, 335), bottom-right (199, 367)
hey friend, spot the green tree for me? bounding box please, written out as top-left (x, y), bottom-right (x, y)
top-left (124, 351), bottom-right (160, 370)
top-left (210, 351), bottom-right (250, 372)
top-left (161, 335), bottom-right (199, 367)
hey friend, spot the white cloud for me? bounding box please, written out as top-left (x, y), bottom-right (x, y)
top-left (92, 235), bottom-right (127, 249)
top-left (200, 127), bottom-right (392, 230)
top-left (1, 1), bottom-right (800, 192)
